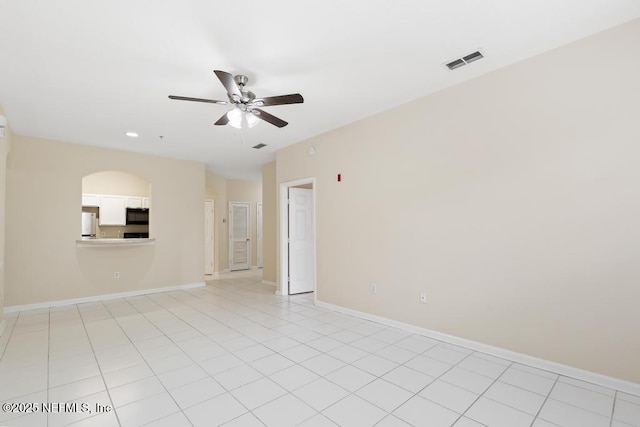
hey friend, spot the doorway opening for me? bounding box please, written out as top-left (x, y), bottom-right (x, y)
top-left (279, 178), bottom-right (316, 297)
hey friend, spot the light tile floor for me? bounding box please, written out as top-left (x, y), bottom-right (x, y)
top-left (0, 272), bottom-right (638, 427)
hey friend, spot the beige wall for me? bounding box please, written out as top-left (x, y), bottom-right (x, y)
top-left (6, 135), bottom-right (205, 306)
top-left (205, 170), bottom-right (228, 274)
top-left (261, 162), bottom-right (277, 283)
top-left (0, 107), bottom-right (12, 323)
top-left (275, 19), bottom-right (640, 383)
top-left (82, 170), bottom-right (150, 197)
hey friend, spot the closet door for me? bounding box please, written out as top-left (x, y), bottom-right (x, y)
top-left (229, 202), bottom-right (250, 271)
top-left (288, 188), bottom-right (314, 294)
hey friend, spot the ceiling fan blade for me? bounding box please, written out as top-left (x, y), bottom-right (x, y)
top-left (251, 108), bottom-right (288, 128)
top-left (255, 94), bottom-right (304, 106)
top-left (168, 95), bottom-right (227, 105)
top-left (214, 70), bottom-right (242, 99)
top-left (214, 112), bottom-right (230, 126)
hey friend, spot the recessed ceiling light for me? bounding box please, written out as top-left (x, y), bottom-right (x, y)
top-left (125, 132), bottom-right (139, 138)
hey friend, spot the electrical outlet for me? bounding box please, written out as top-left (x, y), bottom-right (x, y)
top-left (420, 291), bottom-right (427, 304)
top-left (114, 272), bottom-right (120, 279)
top-left (370, 283), bottom-right (377, 294)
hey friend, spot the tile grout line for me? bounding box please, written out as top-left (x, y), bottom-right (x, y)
top-left (555, 376), bottom-right (619, 399)
top-left (76, 301), bottom-right (128, 427)
top-left (537, 381), bottom-right (620, 420)
top-left (0, 312), bottom-right (33, 426)
top-left (529, 374), bottom-right (560, 426)
top-left (0, 311), bottom-right (20, 361)
top-left (609, 390), bottom-right (617, 427)
top-left (449, 354), bottom-right (513, 426)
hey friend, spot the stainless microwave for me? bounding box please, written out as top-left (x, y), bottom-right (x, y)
top-left (126, 208), bottom-right (149, 225)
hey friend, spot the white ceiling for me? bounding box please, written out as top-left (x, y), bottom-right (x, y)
top-left (1, 1), bottom-right (639, 181)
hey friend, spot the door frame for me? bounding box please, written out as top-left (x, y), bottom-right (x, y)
top-left (257, 202), bottom-right (263, 268)
top-left (278, 177), bottom-right (316, 297)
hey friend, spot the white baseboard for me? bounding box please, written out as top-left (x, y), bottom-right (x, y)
top-left (252, 266), bottom-right (262, 271)
top-left (0, 320), bottom-right (5, 338)
top-left (315, 300), bottom-right (640, 397)
top-left (262, 280), bottom-right (277, 287)
top-left (4, 282), bottom-right (206, 314)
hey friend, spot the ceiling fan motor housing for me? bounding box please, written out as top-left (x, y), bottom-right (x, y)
top-left (234, 74), bottom-right (249, 87)
top-left (230, 75), bottom-right (255, 104)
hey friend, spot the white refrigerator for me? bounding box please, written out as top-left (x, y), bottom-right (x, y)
top-left (81, 212), bottom-right (96, 239)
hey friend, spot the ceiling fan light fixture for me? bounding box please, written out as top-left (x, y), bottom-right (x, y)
top-left (227, 108), bottom-right (260, 129)
top-left (246, 111), bottom-right (259, 128)
top-left (227, 108), bottom-right (243, 129)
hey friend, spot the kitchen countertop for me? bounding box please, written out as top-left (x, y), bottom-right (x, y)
top-left (76, 238), bottom-right (155, 247)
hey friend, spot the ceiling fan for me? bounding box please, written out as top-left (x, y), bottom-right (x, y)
top-left (169, 70), bottom-right (304, 128)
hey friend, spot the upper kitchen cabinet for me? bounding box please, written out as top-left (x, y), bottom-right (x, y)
top-left (99, 195), bottom-right (126, 225)
top-left (81, 194), bottom-right (100, 207)
top-left (124, 197), bottom-right (151, 209)
top-left (125, 197), bottom-right (143, 209)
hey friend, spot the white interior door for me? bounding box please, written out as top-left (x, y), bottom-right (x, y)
top-left (288, 188), bottom-right (314, 294)
top-left (229, 201), bottom-right (250, 271)
top-left (257, 203), bottom-right (263, 268)
top-left (204, 200), bottom-right (214, 275)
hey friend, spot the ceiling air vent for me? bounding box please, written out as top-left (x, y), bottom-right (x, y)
top-left (445, 59), bottom-right (466, 70)
top-left (252, 143), bottom-right (267, 149)
top-left (463, 51), bottom-right (484, 64)
top-left (444, 50), bottom-right (485, 71)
